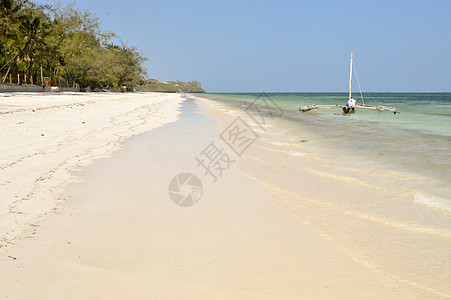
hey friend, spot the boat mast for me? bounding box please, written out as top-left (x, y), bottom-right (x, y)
top-left (299, 52), bottom-right (399, 114)
top-left (349, 52), bottom-right (353, 101)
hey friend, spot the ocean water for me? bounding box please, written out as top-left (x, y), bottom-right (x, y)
top-left (197, 92), bottom-right (451, 298)
top-left (201, 92), bottom-right (451, 205)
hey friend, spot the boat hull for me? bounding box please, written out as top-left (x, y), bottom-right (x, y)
top-left (342, 106), bottom-right (355, 114)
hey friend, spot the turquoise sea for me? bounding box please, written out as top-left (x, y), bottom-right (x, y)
top-left (200, 92), bottom-right (451, 210)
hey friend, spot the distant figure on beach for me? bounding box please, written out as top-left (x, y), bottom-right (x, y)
top-left (41, 82), bottom-right (45, 90)
top-left (347, 98), bottom-right (356, 107)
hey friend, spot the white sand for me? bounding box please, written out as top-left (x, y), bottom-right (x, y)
top-left (0, 92), bottom-right (184, 244)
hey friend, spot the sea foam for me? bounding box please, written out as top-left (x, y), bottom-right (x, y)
top-left (414, 192), bottom-right (451, 213)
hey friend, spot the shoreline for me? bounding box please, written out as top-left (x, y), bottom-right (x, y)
top-left (0, 94), bottom-right (422, 299)
top-left (197, 93), bottom-right (451, 215)
top-left (192, 94), bottom-right (451, 299)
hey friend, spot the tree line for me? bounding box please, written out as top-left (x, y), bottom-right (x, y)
top-left (0, 0), bottom-right (147, 89)
top-left (135, 79), bottom-right (205, 93)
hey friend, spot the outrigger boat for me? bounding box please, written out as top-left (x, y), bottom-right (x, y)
top-left (299, 53), bottom-right (399, 115)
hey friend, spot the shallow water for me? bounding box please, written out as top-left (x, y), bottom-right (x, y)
top-left (200, 92), bottom-right (451, 207)
top-left (195, 92), bottom-right (451, 299)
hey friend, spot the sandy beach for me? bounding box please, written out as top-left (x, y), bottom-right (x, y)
top-left (0, 92), bottom-right (183, 244)
top-left (0, 92), bottom-right (447, 299)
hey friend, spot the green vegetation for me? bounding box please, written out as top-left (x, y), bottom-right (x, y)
top-left (135, 79), bottom-right (178, 93)
top-left (135, 79), bottom-right (205, 93)
top-left (0, 0), bottom-right (147, 89)
top-left (0, 0), bottom-right (205, 91)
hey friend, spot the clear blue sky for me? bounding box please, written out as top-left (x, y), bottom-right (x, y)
top-left (37, 0), bottom-right (450, 92)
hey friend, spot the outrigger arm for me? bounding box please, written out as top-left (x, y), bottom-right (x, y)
top-left (299, 53), bottom-right (399, 115)
top-left (299, 104), bottom-right (399, 114)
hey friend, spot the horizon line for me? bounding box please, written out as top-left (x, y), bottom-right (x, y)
top-left (204, 91), bottom-right (451, 94)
